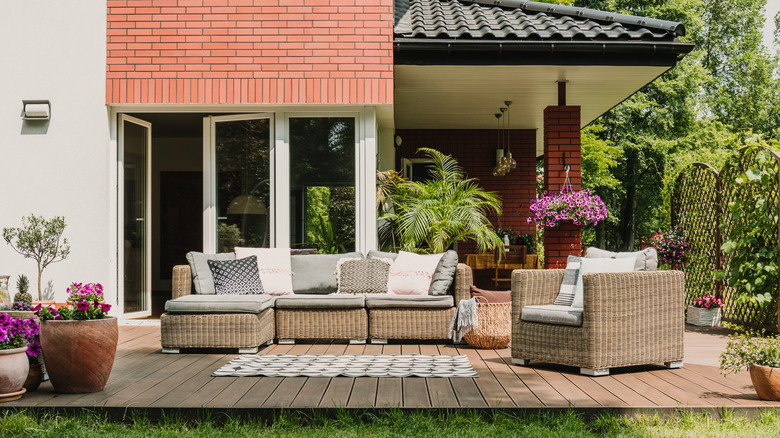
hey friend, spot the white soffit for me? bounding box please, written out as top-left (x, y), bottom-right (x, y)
top-left (393, 64), bottom-right (671, 155)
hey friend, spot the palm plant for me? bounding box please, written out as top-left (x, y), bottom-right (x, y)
top-left (378, 148), bottom-right (504, 254)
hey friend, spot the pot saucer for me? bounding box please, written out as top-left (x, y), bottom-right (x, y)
top-left (0, 388), bottom-right (26, 403)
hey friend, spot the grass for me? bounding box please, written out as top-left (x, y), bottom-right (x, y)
top-left (3, 409), bottom-right (780, 438)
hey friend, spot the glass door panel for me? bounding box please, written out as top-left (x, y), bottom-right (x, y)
top-left (120, 115), bottom-right (151, 316)
top-left (289, 117), bottom-right (356, 253)
top-left (214, 116), bottom-right (272, 252)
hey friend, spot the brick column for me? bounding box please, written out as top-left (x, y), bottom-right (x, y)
top-left (543, 106), bottom-right (581, 269)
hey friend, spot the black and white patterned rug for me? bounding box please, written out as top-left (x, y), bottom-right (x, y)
top-left (212, 354), bottom-right (478, 378)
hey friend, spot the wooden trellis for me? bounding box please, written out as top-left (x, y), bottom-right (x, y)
top-left (672, 146), bottom-right (780, 331)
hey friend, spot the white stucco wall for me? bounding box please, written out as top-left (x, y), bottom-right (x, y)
top-left (0, 3), bottom-right (110, 304)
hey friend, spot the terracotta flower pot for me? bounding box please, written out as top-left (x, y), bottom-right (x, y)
top-left (749, 365), bottom-right (780, 401)
top-left (0, 346), bottom-right (30, 396)
top-left (39, 317), bottom-right (118, 393)
top-left (23, 362), bottom-right (43, 392)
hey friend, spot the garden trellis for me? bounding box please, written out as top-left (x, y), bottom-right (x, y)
top-left (672, 146), bottom-right (780, 331)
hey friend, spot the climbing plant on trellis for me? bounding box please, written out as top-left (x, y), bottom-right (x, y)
top-left (672, 146), bottom-right (780, 331)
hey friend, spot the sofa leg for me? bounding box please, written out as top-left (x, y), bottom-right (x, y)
top-left (264, 339), bottom-right (274, 346)
top-left (161, 347), bottom-right (180, 354)
top-left (349, 339), bottom-right (367, 345)
top-left (580, 368), bottom-right (609, 377)
top-left (664, 360), bottom-right (684, 369)
top-left (278, 339), bottom-right (295, 345)
top-left (238, 347), bottom-right (259, 354)
top-left (370, 338), bottom-right (388, 345)
top-left (512, 358), bottom-right (529, 366)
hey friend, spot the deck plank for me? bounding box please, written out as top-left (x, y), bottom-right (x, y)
top-left (477, 348), bottom-right (543, 407)
top-left (148, 354), bottom-right (232, 408)
top-left (319, 377), bottom-right (355, 408)
top-left (426, 378), bottom-right (459, 408)
top-left (347, 378), bottom-right (379, 408)
top-left (263, 377), bottom-right (308, 408)
top-left (232, 377), bottom-right (284, 408)
top-left (291, 378), bottom-right (331, 408)
top-left (402, 377), bottom-right (431, 408)
top-left (454, 345), bottom-right (513, 407)
top-left (375, 377), bottom-right (403, 408)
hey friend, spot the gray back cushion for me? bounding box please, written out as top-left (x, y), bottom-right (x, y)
top-left (367, 249), bottom-right (398, 261)
top-left (291, 252), bottom-right (364, 294)
top-left (584, 247), bottom-right (658, 271)
top-left (186, 251), bottom-right (236, 294)
top-left (428, 250), bottom-right (459, 296)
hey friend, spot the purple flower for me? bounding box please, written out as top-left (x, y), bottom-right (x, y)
top-left (77, 301), bottom-right (89, 311)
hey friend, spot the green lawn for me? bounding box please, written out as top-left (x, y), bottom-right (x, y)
top-left (2, 409), bottom-right (780, 438)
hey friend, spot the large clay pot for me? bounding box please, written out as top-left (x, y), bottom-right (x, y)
top-left (749, 365), bottom-right (780, 401)
top-left (40, 317), bottom-right (118, 393)
top-left (0, 346), bottom-right (29, 397)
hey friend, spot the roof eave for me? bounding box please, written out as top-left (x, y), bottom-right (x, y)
top-left (393, 39), bottom-right (695, 67)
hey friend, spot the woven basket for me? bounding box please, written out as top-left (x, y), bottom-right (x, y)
top-left (463, 297), bottom-right (511, 349)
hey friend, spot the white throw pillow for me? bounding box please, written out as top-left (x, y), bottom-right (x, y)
top-left (234, 247), bottom-right (294, 295)
top-left (387, 251), bottom-right (444, 295)
top-left (571, 257), bottom-right (635, 308)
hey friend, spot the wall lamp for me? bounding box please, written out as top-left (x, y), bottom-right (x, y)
top-left (22, 100), bottom-right (51, 120)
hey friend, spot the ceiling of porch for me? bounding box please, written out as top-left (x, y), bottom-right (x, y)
top-left (393, 64), bottom-right (671, 156)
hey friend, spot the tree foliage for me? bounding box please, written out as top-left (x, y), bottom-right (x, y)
top-left (3, 215), bottom-right (70, 301)
top-left (575, 0), bottom-right (780, 250)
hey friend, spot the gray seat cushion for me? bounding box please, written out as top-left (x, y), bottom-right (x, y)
top-left (274, 294), bottom-right (365, 309)
top-left (291, 252), bottom-right (364, 294)
top-left (584, 247), bottom-right (658, 271)
top-left (165, 294), bottom-right (275, 314)
top-left (186, 251), bottom-right (235, 294)
top-left (365, 294), bottom-right (454, 309)
top-left (521, 305), bottom-right (583, 326)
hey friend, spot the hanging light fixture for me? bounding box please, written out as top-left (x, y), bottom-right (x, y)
top-left (505, 101), bottom-right (517, 170)
top-left (493, 112), bottom-right (505, 176)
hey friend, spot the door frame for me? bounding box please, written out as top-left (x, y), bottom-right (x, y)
top-left (117, 114), bottom-right (153, 318)
top-left (203, 113), bottom-right (275, 253)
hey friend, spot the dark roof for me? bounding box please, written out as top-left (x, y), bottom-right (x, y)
top-left (394, 0), bottom-right (694, 65)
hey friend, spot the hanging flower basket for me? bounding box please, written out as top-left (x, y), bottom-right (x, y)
top-left (527, 186), bottom-right (607, 229)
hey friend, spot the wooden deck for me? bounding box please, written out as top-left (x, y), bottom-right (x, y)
top-left (5, 323), bottom-right (779, 416)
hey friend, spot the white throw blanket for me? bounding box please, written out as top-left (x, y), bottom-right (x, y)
top-left (449, 297), bottom-right (479, 342)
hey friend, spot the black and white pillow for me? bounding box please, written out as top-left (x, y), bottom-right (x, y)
top-left (336, 258), bottom-right (392, 294)
top-left (208, 255), bottom-right (265, 295)
top-left (553, 255), bottom-right (581, 306)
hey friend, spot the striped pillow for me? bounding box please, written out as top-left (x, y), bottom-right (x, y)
top-left (553, 255), bottom-right (581, 306)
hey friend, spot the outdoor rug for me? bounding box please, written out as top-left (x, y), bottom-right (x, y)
top-left (212, 354), bottom-right (478, 378)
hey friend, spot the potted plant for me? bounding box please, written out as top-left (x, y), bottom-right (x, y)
top-left (0, 313), bottom-right (39, 402)
top-left (720, 332), bottom-right (780, 400)
top-left (686, 293), bottom-right (724, 327)
top-left (2, 215), bottom-right (70, 303)
top-left (650, 226), bottom-right (689, 269)
top-left (526, 186), bottom-right (607, 229)
top-left (36, 282), bottom-right (117, 394)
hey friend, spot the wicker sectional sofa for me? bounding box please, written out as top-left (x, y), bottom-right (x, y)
top-left (160, 252), bottom-right (472, 353)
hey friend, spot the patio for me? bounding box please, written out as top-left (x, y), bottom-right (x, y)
top-left (5, 322), bottom-right (779, 416)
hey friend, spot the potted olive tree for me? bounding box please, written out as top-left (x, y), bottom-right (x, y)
top-left (2, 215), bottom-right (70, 303)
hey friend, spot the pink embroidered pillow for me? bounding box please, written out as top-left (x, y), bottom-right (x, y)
top-left (234, 247), bottom-right (294, 295)
top-left (387, 251), bottom-right (444, 295)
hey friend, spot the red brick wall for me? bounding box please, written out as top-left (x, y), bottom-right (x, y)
top-left (543, 105), bottom-right (581, 268)
top-left (106, 0), bottom-right (393, 104)
top-left (395, 129), bottom-right (537, 260)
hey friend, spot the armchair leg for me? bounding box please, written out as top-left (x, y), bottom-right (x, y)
top-left (664, 360), bottom-right (684, 369)
top-left (512, 358), bottom-right (529, 366)
top-left (580, 368), bottom-right (609, 377)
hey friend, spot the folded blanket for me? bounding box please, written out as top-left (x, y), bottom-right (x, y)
top-left (449, 297), bottom-right (478, 342)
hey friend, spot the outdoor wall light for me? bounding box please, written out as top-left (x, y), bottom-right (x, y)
top-left (22, 100), bottom-right (51, 120)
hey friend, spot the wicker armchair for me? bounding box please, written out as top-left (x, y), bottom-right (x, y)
top-left (511, 269), bottom-right (685, 376)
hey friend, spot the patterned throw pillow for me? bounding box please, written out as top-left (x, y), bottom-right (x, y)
top-left (207, 255), bottom-right (265, 295)
top-left (336, 258), bottom-right (392, 294)
top-left (553, 255), bottom-right (581, 306)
